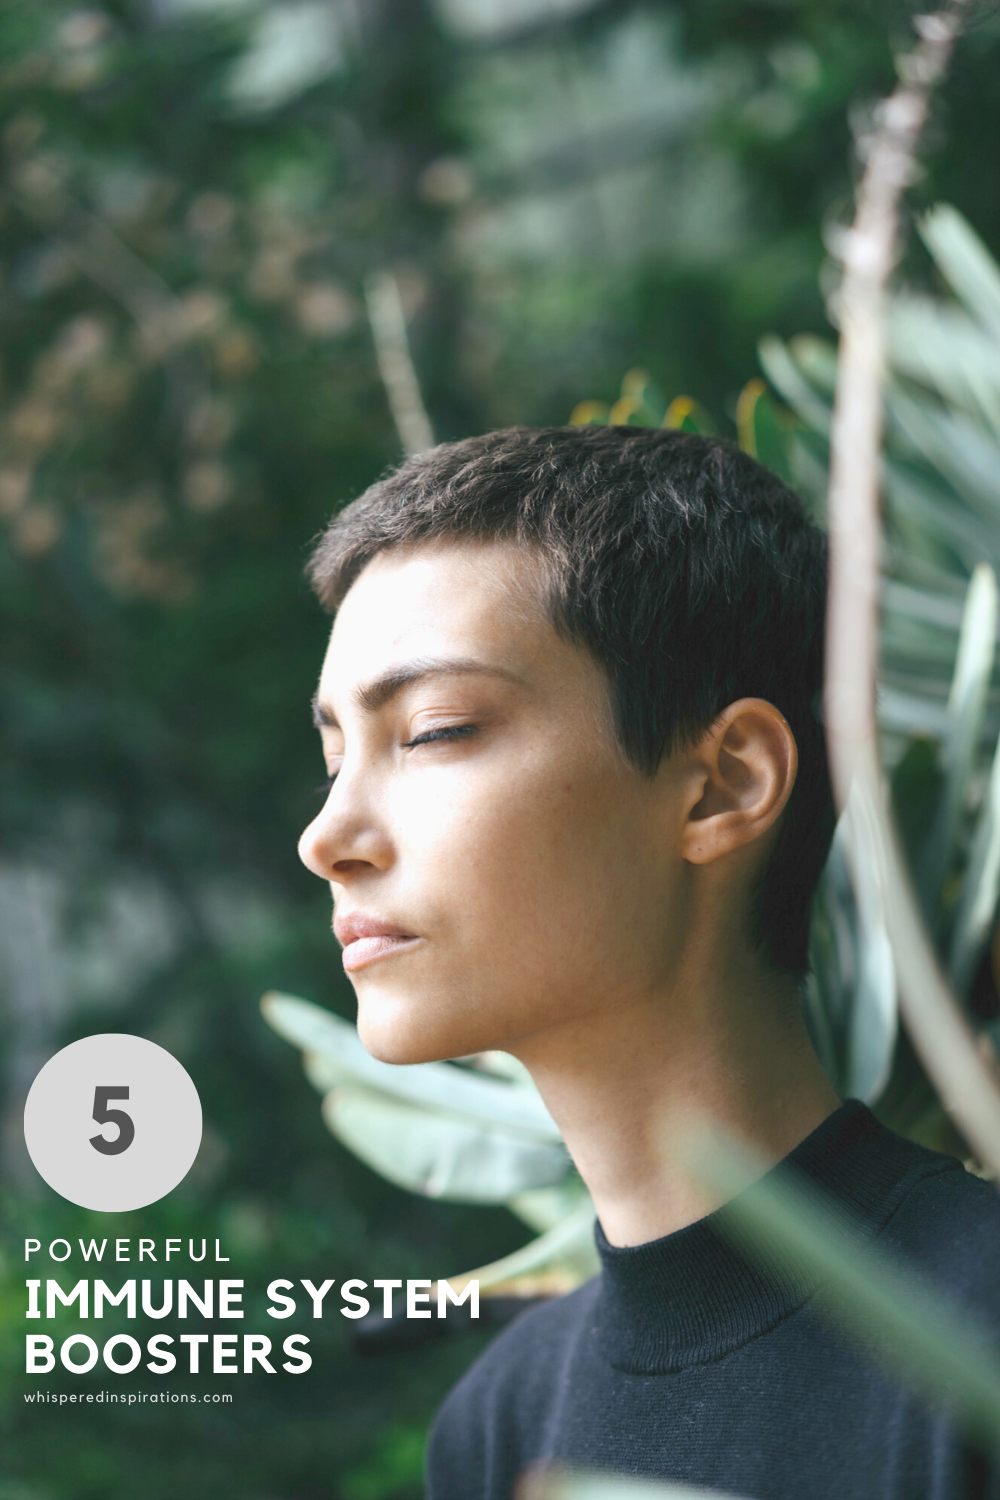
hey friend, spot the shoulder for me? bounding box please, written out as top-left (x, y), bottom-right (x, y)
top-left (425, 1279), bottom-right (600, 1498)
top-left (876, 1135), bottom-right (1000, 1318)
top-left (435, 1276), bottom-right (599, 1414)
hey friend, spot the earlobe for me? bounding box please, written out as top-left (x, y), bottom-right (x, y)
top-left (681, 698), bottom-right (798, 866)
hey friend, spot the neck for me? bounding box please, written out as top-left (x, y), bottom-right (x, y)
top-left (511, 948), bottom-right (840, 1248)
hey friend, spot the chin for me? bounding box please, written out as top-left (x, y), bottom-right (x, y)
top-left (355, 983), bottom-right (499, 1066)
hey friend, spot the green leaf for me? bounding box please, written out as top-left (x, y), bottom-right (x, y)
top-left (918, 565), bottom-right (999, 917)
top-left (342, 1424), bottom-right (427, 1500)
top-left (786, 334), bottom-right (838, 394)
top-left (876, 682), bottom-right (949, 741)
top-left (890, 736), bottom-right (943, 870)
top-left (888, 293), bottom-right (1000, 436)
top-left (735, 379), bottom-right (794, 479)
top-left (446, 1196), bottom-right (599, 1294)
top-left (261, 992), bottom-right (562, 1140)
top-left (811, 805), bottom-right (896, 1102)
top-left (320, 1084), bottom-right (571, 1201)
top-left (888, 391), bottom-right (1000, 521)
top-left (884, 464), bottom-right (996, 573)
top-left (757, 334), bottom-right (832, 435)
top-left (508, 1181), bottom-right (591, 1231)
top-left (949, 724), bottom-right (1000, 997)
top-left (882, 579), bottom-right (963, 634)
top-left (662, 395), bottom-right (715, 434)
top-left (919, 205), bottom-right (1000, 341)
top-left (522, 1472), bottom-right (745, 1500)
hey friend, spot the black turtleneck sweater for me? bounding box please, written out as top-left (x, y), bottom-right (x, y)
top-left (425, 1101), bottom-right (1000, 1500)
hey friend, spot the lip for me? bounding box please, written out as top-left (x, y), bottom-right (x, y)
top-left (334, 912), bottom-right (421, 973)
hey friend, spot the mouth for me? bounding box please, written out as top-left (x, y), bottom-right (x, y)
top-left (334, 913), bottom-right (421, 973)
top-left (342, 933), bottom-right (420, 972)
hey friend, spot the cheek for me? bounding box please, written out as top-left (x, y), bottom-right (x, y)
top-left (392, 754), bottom-right (668, 998)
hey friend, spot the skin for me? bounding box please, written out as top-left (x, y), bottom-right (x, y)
top-left (299, 538), bottom-right (841, 1246)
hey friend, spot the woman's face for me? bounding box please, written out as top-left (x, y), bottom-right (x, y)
top-left (298, 539), bottom-right (692, 1065)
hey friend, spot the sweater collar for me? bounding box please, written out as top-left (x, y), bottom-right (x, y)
top-left (593, 1099), bottom-right (930, 1375)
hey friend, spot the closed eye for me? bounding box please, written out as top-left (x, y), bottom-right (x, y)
top-left (403, 725), bottom-right (477, 749)
top-left (314, 726), bottom-right (475, 793)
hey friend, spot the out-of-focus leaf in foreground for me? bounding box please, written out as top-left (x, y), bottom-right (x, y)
top-left (520, 1466), bottom-right (746, 1500)
top-left (683, 1123), bottom-right (1000, 1448)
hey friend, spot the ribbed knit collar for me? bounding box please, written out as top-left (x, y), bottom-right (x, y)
top-left (594, 1099), bottom-right (952, 1375)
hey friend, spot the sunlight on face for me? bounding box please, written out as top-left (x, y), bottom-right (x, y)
top-left (298, 540), bottom-right (690, 1064)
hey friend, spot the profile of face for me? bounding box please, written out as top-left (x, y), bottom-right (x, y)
top-left (298, 540), bottom-right (796, 1066)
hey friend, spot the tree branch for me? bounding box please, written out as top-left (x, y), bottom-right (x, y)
top-left (824, 1), bottom-right (1000, 1175)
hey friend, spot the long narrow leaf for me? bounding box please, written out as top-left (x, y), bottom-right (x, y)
top-left (522, 1471), bottom-right (745, 1500)
top-left (949, 724), bottom-right (1000, 996)
top-left (888, 391), bottom-right (1000, 520)
top-left (919, 205), bottom-right (1000, 340)
top-left (757, 335), bottom-right (832, 434)
top-left (885, 465), bottom-right (998, 571)
top-left (684, 1125), bottom-right (1000, 1445)
top-left (888, 293), bottom-right (1000, 436)
top-left (833, 793), bottom-right (897, 1102)
top-left (876, 683), bottom-right (950, 740)
top-left (918, 565), bottom-right (999, 913)
top-left (442, 1198), bottom-right (599, 1297)
top-left (882, 579), bottom-right (964, 633)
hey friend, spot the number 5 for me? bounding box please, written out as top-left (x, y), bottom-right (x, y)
top-left (91, 1087), bottom-right (134, 1156)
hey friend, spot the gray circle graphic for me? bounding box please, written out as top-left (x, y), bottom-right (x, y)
top-left (23, 1034), bottom-right (202, 1212)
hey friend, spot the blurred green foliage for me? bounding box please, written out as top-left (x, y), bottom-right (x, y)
top-left (0, 1), bottom-right (997, 1497)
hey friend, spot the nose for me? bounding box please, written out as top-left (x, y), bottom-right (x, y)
top-left (298, 770), bottom-right (393, 883)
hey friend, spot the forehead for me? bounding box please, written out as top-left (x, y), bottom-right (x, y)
top-left (320, 539), bottom-right (554, 692)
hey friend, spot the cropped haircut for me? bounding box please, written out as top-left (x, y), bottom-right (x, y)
top-left (308, 425), bottom-right (834, 975)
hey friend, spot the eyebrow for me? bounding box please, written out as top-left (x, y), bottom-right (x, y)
top-left (311, 656), bottom-right (521, 729)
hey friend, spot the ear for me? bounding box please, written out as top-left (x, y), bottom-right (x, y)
top-left (681, 698), bottom-right (798, 866)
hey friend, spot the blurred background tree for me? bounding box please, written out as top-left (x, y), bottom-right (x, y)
top-left (0, 2), bottom-right (996, 1497)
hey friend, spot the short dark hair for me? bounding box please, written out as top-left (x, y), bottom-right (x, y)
top-left (308, 425), bottom-right (834, 975)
